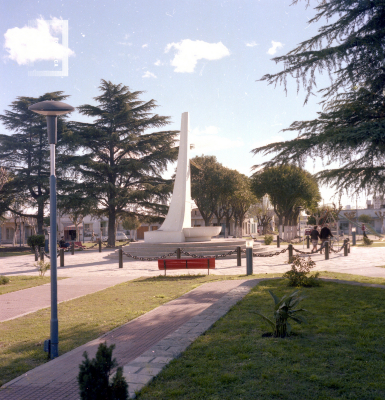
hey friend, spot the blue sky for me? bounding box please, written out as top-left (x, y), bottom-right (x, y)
top-left (0, 0), bottom-right (365, 208)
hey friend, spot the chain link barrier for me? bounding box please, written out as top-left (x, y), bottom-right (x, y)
top-left (180, 249), bottom-right (238, 259)
top-left (122, 249), bottom-right (178, 261)
top-left (242, 248), bottom-right (289, 257)
top-left (42, 251), bottom-right (62, 259)
top-left (278, 236), bottom-right (306, 244)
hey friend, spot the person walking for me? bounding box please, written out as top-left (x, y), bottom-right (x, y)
top-left (310, 226), bottom-right (320, 253)
top-left (362, 224), bottom-right (368, 239)
top-left (320, 224), bottom-right (333, 254)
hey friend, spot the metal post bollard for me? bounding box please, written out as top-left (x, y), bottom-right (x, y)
top-left (71, 242), bottom-right (74, 255)
top-left (246, 247), bottom-right (253, 275)
top-left (236, 246), bottom-right (241, 266)
top-left (306, 236), bottom-right (310, 249)
top-left (35, 247), bottom-right (39, 261)
top-left (344, 239), bottom-right (348, 256)
top-left (288, 244), bottom-right (293, 262)
top-left (60, 249), bottom-right (64, 267)
top-left (99, 239), bottom-right (102, 253)
top-left (325, 241), bottom-right (329, 260)
top-left (177, 248), bottom-right (181, 259)
top-left (119, 248), bottom-right (123, 268)
top-left (40, 247), bottom-right (44, 261)
top-left (277, 235), bottom-right (280, 248)
top-left (348, 241), bottom-right (350, 253)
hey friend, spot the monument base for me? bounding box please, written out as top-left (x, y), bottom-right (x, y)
top-left (144, 226), bottom-right (222, 243)
top-left (144, 230), bottom-right (185, 243)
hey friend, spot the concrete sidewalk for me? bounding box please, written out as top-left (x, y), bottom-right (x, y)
top-left (0, 279), bottom-right (260, 399)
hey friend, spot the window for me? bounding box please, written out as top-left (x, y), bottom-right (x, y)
top-left (6, 228), bottom-right (13, 240)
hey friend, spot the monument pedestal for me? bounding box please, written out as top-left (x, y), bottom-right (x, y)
top-left (144, 230), bottom-right (185, 244)
top-left (145, 226), bottom-right (222, 243)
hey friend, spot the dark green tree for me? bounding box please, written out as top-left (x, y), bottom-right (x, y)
top-left (0, 92), bottom-right (72, 233)
top-left (78, 342), bottom-right (128, 400)
top-left (251, 165), bottom-right (321, 235)
top-left (70, 80), bottom-right (178, 246)
top-left (253, 0), bottom-right (385, 195)
top-left (190, 155), bottom-right (224, 226)
top-left (232, 173), bottom-right (257, 237)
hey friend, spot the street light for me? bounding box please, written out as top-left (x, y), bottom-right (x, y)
top-left (352, 226), bottom-right (357, 246)
top-left (245, 238), bottom-right (253, 275)
top-left (28, 100), bottom-right (74, 359)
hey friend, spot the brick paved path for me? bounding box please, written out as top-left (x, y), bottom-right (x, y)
top-left (0, 279), bottom-right (259, 400)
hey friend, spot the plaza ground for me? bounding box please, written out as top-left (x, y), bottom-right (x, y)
top-left (0, 244), bottom-right (385, 398)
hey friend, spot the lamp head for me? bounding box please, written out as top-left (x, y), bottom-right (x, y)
top-left (352, 227), bottom-right (356, 232)
top-left (28, 100), bottom-right (74, 116)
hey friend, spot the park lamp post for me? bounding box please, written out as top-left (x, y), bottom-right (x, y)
top-left (352, 226), bottom-right (357, 246)
top-left (28, 100), bottom-right (74, 359)
top-left (245, 238), bottom-right (253, 275)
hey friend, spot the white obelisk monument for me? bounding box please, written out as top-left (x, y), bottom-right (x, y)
top-left (144, 112), bottom-right (192, 243)
top-left (144, 112), bottom-right (221, 243)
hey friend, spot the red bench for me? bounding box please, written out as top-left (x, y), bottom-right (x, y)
top-left (74, 241), bottom-right (86, 250)
top-left (158, 258), bottom-right (215, 275)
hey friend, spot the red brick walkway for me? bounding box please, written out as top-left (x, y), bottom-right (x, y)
top-left (0, 279), bottom-right (258, 400)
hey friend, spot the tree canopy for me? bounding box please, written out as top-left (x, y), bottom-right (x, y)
top-left (0, 92), bottom-right (72, 233)
top-left (191, 155), bottom-right (225, 226)
top-left (252, 0), bottom-right (385, 195)
top-left (191, 155), bottom-right (257, 236)
top-left (251, 165), bottom-right (321, 228)
top-left (69, 80), bottom-right (178, 245)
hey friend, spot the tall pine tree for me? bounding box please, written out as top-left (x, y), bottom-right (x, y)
top-left (69, 80), bottom-right (178, 246)
top-left (0, 92), bottom-right (72, 233)
top-left (252, 0), bottom-right (385, 195)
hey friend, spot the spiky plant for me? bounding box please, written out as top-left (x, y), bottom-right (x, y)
top-left (256, 290), bottom-right (307, 338)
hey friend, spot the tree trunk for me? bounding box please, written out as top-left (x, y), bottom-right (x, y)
top-left (278, 215), bottom-right (283, 239)
top-left (37, 202), bottom-right (45, 235)
top-left (107, 207), bottom-right (116, 246)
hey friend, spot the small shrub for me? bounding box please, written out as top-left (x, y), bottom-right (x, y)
top-left (78, 342), bottom-right (128, 400)
top-left (283, 255), bottom-right (320, 287)
top-left (256, 290), bottom-right (307, 338)
top-left (27, 234), bottom-right (45, 251)
top-left (0, 276), bottom-right (10, 285)
top-left (264, 235), bottom-right (273, 245)
top-left (363, 235), bottom-right (373, 246)
top-left (35, 260), bottom-right (51, 277)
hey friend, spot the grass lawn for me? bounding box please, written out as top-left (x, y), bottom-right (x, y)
top-left (137, 278), bottom-right (385, 400)
top-left (0, 251), bottom-right (32, 257)
top-left (0, 276), bottom-right (67, 295)
top-left (0, 273), bottom-right (280, 387)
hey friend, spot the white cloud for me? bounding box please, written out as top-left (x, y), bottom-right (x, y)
top-left (246, 41), bottom-right (258, 47)
top-left (154, 60), bottom-right (162, 66)
top-left (190, 126), bottom-right (243, 151)
top-left (142, 71), bottom-right (157, 78)
top-left (165, 39), bottom-right (230, 73)
top-left (142, 44), bottom-right (148, 48)
top-left (267, 41), bottom-right (283, 55)
top-left (4, 17), bottom-right (74, 65)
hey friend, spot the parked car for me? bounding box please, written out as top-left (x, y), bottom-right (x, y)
top-left (101, 231), bottom-right (128, 242)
